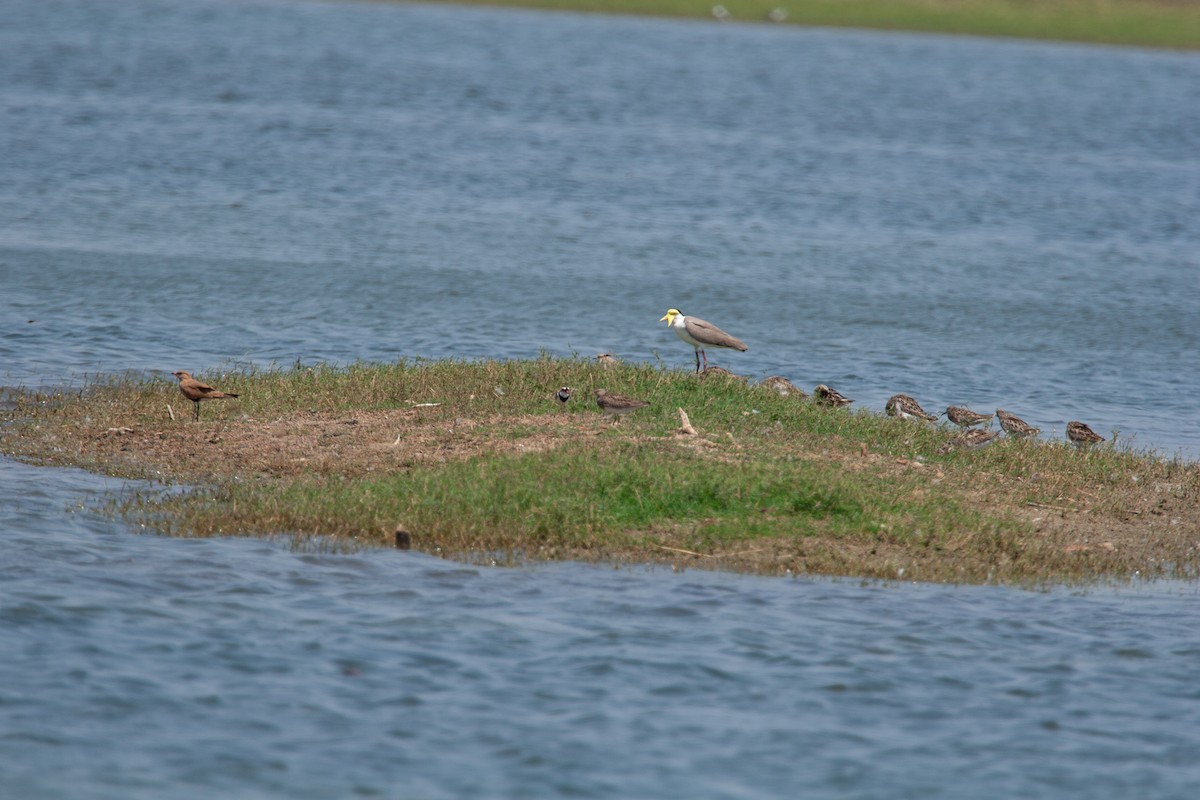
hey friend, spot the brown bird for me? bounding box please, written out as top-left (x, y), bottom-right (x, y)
top-left (698, 365), bottom-right (748, 382)
top-left (943, 405), bottom-right (993, 428)
top-left (886, 394), bottom-right (938, 422)
top-left (594, 352), bottom-right (620, 369)
top-left (814, 384), bottom-right (853, 407)
top-left (595, 388), bottom-right (650, 422)
top-left (996, 408), bottom-right (1040, 439)
top-left (759, 375), bottom-right (807, 399)
top-left (937, 428), bottom-right (1000, 454)
top-left (1066, 420), bottom-right (1105, 448)
top-left (172, 370), bottom-right (239, 421)
top-left (660, 309), bottom-right (748, 373)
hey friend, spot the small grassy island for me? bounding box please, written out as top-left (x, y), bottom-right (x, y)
top-left (418, 0), bottom-right (1200, 50)
top-left (3, 358), bottom-right (1197, 585)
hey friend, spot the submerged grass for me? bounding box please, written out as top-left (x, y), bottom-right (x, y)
top-left (414, 0), bottom-right (1200, 50)
top-left (3, 357), bottom-right (1198, 584)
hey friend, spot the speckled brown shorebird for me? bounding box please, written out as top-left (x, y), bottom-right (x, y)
top-left (594, 388), bottom-right (650, 422)
top-left (759, 376), bottom-right (807, 399)
top-left (943, 405), bottom-right (993, 428)
top-left (814, 384), bottom-right (853, 407)
top-left (660, 308), bottom-right (748, 373)
top-left (996, 408), bottom-right (1040, 438)
top-left (886, 394), bottom-right (938, 422)
top-left (1066, 420), bottom-right (1105, 448)
top-left (937, 428), bottom-right (1000, 454)
top-left (172, 370), bottom-right (239, 421)
top-left (698, 365), bottom-right (747, 382)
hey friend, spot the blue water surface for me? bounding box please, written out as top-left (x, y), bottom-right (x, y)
top-left (3, 1), bottom-right (1200, 796)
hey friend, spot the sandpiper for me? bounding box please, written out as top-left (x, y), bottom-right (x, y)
top-left (698, 365), bottom-right (747, 382)
top-left (595, 389), bottom-right (650, 422)
top-left (660, 308), bottom-right (748, 374)
top-left (943, 405), bottom-right (993, 428)
top-left (814, 384), bottom-right (853, 407)
top-left (886, 394), bottom-right (938, 422)
top-left (996, 408), bottom-right (1040, 438)
top-left (556, 386), bottom-right (573, 404)
top-left (594, 353), bottom-right (620, 369)
top-left (1066, 420), bottom-right (1105, 447)
top-left (937, 428), bottom-right (1000, 454)
top-left (759, 376), bottom-right (807, 399)
top-left (171, 370), bottom-right (239, 421)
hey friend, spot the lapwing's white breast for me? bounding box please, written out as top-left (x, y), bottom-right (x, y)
top-left (671, 315), bottom-right (703, 348)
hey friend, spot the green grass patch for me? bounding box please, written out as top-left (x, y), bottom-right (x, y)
top-left (4, 357), bottom-right (1198, 584)
top-left (414, 0), bottom-right (1200, 50)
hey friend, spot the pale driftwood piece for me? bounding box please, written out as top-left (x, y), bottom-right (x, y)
top-left (653, 544), bottom-right (713, 559)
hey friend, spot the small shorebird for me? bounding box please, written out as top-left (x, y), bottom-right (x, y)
top-left (595, 389), bottom-right (650, 422)
top-left (171, 370), bottom-right (239, 421)
top-left (996, 408), bottom-right (1040, 438)
top-left (759, 376), bottom-right (807, 399)
top-left (814, 384), bottom-right (853, 407)
top-left (937, 428), bottom-right (999, 454)
top-left (698, 365), bottom-right (747, 382)
top-left (556, 386), bottom-right (573, 404)
top-left (594, 353), bottom-right (620, 369)
top-left (886, 394), bottom-right (938, 422)
top-left (660, 308), bottom-right (748, 374)
top-left (1066, 420), bottom-right (1105, 447)
top-left (943, 405), bottom-right (993, 428)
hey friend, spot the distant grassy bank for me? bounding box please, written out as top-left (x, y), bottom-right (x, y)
top-left (411, 0), bottom-right (1200, 49)
top-left (3, 358), bottom-right (1198, 585)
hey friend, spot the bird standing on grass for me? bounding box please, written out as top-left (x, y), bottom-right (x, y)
top-left (660, 308), bottom-right (748, 373)
top-left (172, 371), bottom-right (239, 421)
top-left (943, 406), bottom-right (993, 428)
top-left (556, 386), bottom-right (573, 404)
top-left (594, 389), bottom-right (650, 422)
top-left (996, 408), bottom-right (1040, 438)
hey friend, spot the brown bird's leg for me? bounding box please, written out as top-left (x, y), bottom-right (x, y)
top-left (193, 400), bottom-right (201, 421)
top-left (695, 350), bottom-right (702, 373)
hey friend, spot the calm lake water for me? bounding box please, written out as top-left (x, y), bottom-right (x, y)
top-left (2, 0), bottom-right (1200, 796)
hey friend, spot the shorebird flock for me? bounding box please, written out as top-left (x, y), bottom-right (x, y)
top-left (171, 305), bottom-right (1110, 449)
top-left (552, 307), bottom-right (1108, 449)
